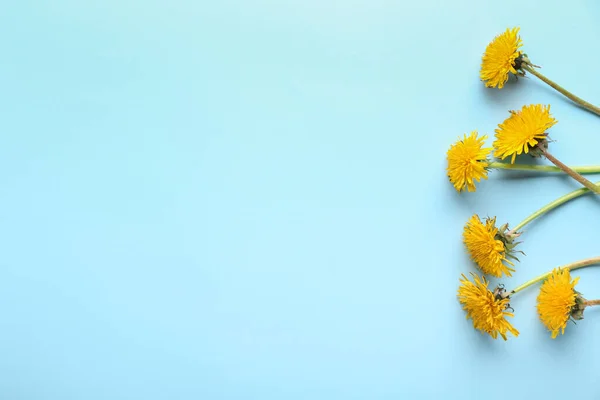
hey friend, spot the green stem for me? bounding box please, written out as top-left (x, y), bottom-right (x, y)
top-left (489, 161), bottom-right (600, 174)
top-left (539, 147), bottom-right (600, 194)
top-left (511, 182), bottom-right (599, 232)
top-left (510, 257), bottom-right (600, 296)
top-left (523, 64), bottom-right (600, 117)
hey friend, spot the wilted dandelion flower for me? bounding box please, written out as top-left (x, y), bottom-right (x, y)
top-left (457, 273), bottom-right (519, 340)
top-left (463, 215), bottom-right (518, 278)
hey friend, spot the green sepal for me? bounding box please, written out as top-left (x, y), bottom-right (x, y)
top-left (570, 291), bottom-right (587, 321)
top-left (492, 219), bottom-right (523, 263)
top-left (527, 138), bottom-right (549, 159)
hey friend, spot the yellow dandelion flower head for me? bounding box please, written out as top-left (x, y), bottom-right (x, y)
top-left (463, 214), bottom-right (515, 278)
top-left (537, 268), bottom-right (580, 339)
top-left (446, 132), bottom-right (491, 192)
top-left (458, 273), bottom-right (519, 340)
top-left (480, 27), bottom-right (523, 89)
top-left (493, 104), bottom-right (557, 163)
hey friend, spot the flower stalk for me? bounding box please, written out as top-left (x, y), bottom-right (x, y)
top-left (521, 63), bottom-right (600, 117)
top-left (488, 161), bottom-right (600, 174)
top-left (479, 27), bottom-right (600, 116)
top-left (509, 181), bottom-right (599, 233)
top-left (537, 145), bottom-right (600, 194)
top-left (505, 257), bottom-right (600, 297)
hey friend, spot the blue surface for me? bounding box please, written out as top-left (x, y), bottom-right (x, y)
top-left (2, 1), bottom-right (600, 399)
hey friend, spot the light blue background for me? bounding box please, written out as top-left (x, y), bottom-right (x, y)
top-left (1, 1), bottom-right (599, 399)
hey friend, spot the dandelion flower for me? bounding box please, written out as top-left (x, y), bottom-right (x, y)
top-left (465, 184), bottom-right (600, 279)
top-left (537, 268), bottom-right (582, 339)
top-left (493, 104), bottom-right (556, 163)
top-left (458, 273), bottom-right (519, 340)
top-left (446, 132), bottom-right (491, 192)
top-left (446, 130), bottom-right (600, 192)
top-left (480, 27), bottom-right (523, 89)
top-left (481, 27), bottom-right (600, 117)
top-left (493, 104), bottom-right (600, 193)
top-left (463, 215), bottom-right (517, 278)
top-left (457, 257), bottom-right (600, 341)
